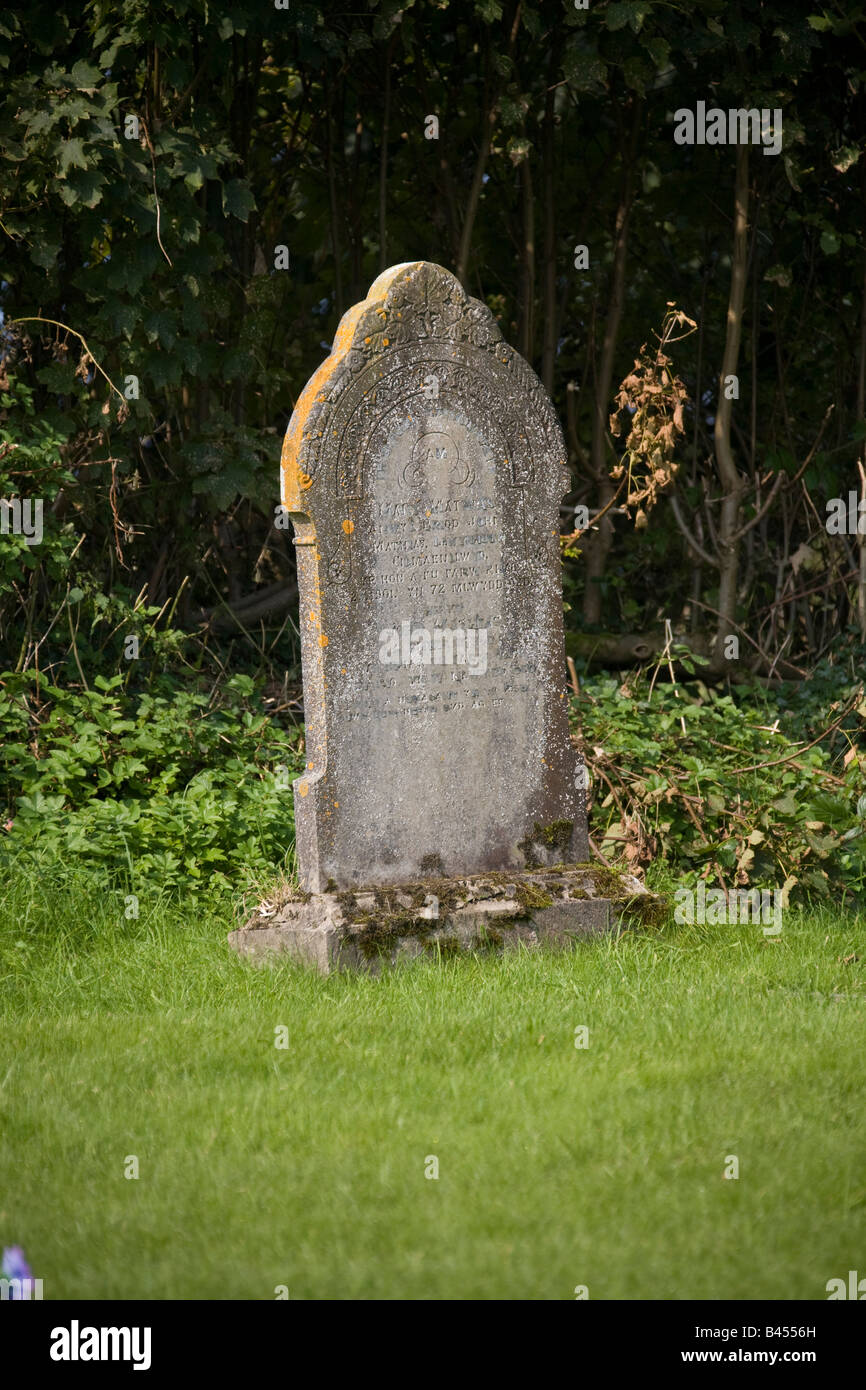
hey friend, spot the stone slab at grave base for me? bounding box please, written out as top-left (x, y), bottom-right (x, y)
top-left (228, 865), bottom-right (664, 974)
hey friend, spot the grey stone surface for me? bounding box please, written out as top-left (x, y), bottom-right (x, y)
top-left (279, 261), bottom-right (588, 892)
top-left (229, 867), bottom-right (656, 974)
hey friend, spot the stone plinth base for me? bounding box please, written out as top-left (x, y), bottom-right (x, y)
top-left (228, 865), bottom-right (664, 974)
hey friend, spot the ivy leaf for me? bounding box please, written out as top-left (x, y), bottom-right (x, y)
top-left (563, 45), bottom-right (607, 91)
top-left (59, 136), bottom-right (88, 173)
top-left (58, 168), bottom-right (105, 207)
top-left (31, 237), bottom-right (61, 269)
top-left (107, 302), bottom-right (139, 337)
top-left (28, 106), bottom-right (62, 135)
top-left (70, 59), bottom-right (101, 88)
top-left (832, 144), bottom-right (861, 173)
top-left (642, 37), bottom-right (670, 69)
top-left (222, 178), bottom-right (256, 222)
top-left (606, 2), bottom-right (637, 31)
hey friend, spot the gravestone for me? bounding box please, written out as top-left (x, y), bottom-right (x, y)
top-left (229, 263), bottom-right (654, 969)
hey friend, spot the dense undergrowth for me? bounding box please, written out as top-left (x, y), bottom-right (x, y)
top-left (1, 607), bottom-right (863, 908)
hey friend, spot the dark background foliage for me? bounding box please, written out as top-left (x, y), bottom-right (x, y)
top-left (3, 0), bottom-right (865, 658)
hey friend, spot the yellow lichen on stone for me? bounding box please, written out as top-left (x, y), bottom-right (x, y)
top-left (279, 262), bottom-right (422, 512)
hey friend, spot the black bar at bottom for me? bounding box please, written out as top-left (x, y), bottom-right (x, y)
top-left (3, 1298), bottom-right (860, 1376)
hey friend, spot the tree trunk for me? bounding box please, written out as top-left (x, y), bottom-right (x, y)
top-left (582, 98), bottom-right (641, 624)
top-left (518, 155), bottom-right (535, 361)
top-left (857, 203), bottom-right (866, 640)
top-left (326, 72), bottom-right (344, 318)
top-left (378, 35), bottom-right (397, 273)
top-left (711, 144), bottom-right (749, 667)
top-left (540, 56), bottom-right (559, 394)
top-left (565, 628), bottom-right (802, 681)
top-left (456, 98), bottom-right (493, 287)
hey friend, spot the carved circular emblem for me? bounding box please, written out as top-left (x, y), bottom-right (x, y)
top-left (401, 430), bottom-right (472, 488)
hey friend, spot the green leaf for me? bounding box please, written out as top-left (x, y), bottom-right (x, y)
top-left (59, 136), bottom-right (88, 173)
top-left (606, 1), bottom-right (647, 31)
top-left (31, 238), bottom-right (61, 269)
top-left (607, 2), bottom-right (636, 31)
top-left (563, 45), bottom-right (607, 90)
top-left (832, 144), bottom-right (862, 173)
top-left (58, 168), bottom-right (105, 208)
top-left (70, 59), bottom-right (101, 87)
top-left (222, 178), bottom-right (256, 222)
top-left (642, 37), bottom-right (670, 69)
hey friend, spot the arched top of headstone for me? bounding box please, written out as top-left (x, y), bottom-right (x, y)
top-left (281, 260), bottom-right (567, 513)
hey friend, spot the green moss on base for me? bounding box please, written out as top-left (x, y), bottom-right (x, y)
top-left (518, 819), bottom-right (574, 867)
top-left (336, 884), bottom-right (436, 959)
top-left (619, 891), bottom-right (671, 931)
top-left (247, 863), bottom-right (666, 959)
top-left (514, 880), bottom-right (554, 914)
top-left (584, 864), bottom-right (629, 898)
top-left (539, 819), bottom-right (574, 849)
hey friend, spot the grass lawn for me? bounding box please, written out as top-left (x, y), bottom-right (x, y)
top-left (1, 865), bottom-right (864, 1300)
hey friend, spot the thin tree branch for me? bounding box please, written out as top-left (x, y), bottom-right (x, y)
top-left (669, 491), bottom-right (720, 569)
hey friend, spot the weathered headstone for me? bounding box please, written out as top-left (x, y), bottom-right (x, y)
top-left (230, 263), bottom-right (653, 969)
